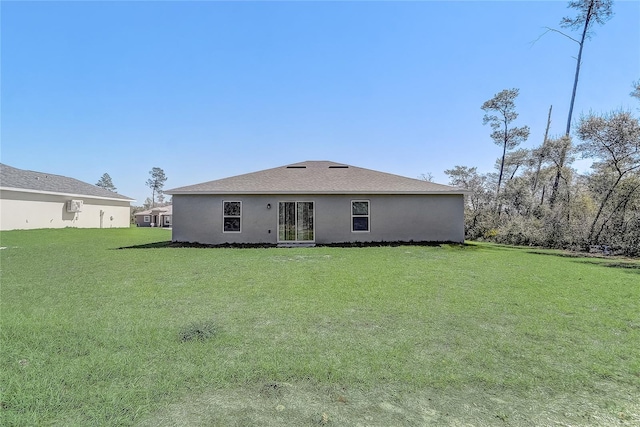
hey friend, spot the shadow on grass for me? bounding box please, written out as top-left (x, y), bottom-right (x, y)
top-left (582, 261), bottom-right (640, 271)
top-left (527, 250), bottom-right (640, 272)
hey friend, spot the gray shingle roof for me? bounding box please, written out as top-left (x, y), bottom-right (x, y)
top-left (0, 163), bottom-right (133, 201)
top-left (167, 161), bottom-right (465, 195)
top-left (134, 205), bottom-right (172, 216)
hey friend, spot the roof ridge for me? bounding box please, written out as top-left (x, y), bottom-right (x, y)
top-left (166, 160), bottom-right (467, 195)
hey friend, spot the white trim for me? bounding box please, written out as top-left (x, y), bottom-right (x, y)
top-left (351, 200), bottom-right (370, 233)
top-left (222, 201), bottom-right (242, 233)
top-left (143, 215), bottom-right (151, 223)
top-left (0, 186), bottom-right (134, 202)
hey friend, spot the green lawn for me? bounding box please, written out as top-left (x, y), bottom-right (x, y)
top-left (1, 228), bottom-right (639, 426)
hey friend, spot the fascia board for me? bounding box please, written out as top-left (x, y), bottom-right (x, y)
top-left (166, 190), bottom-right (469, 196)
top-left (0, 186), bottom-right (135, 202)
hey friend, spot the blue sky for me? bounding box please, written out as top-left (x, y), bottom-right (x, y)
top-left (2, 1), bottom-right (638, 204)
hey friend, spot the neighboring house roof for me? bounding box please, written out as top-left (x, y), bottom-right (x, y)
top-left (134, 205), bottom-right (173, 216)
top-left (167, 161), bottom-right (466, 195)
top-left (0, 163), bottom-right (133, 201)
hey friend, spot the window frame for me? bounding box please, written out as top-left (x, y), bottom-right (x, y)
top-left (351, 200), bottom-right (370, 232)
top-left (143, 215), bottom-right (151, 223)
top-left (222, 201), bottom-right (242, 233)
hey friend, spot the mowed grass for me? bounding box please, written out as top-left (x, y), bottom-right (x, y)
top-left (1, 228), bottom-right (639, 426)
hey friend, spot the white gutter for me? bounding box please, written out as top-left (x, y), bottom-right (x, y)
top-left (0, 186), bottom-right (135, 202)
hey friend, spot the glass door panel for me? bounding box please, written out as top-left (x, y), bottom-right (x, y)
top-left (297, 202), bottom-right (314, 241)
top-left (279, 202), bottom-right (296, 241)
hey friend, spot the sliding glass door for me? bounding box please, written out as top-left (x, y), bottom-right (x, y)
top-left (278, 201), bottom-right (314, 242)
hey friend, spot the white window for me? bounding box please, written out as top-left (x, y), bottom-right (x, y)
top-left (351, 200), bottom-right (370, 232)
top-left (223, 201), bottom-right (241, 233)
top-left (143, 215), bottom-right (151, 223)
top-left (164, 216), bottom-right (172, 226)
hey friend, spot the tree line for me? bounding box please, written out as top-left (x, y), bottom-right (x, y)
top-left (448, 90), bottom-right (639, 256)
top-left (444, 0), bottom-right (639, 256)
top-left (96, 167), bottom-right (169, 212)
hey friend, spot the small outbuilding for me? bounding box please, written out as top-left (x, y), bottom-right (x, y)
top-left (134, 205), bottom-right (172, 228)
top-left (166, 161), bottom-right (466, 246)
top-left (0, 163), bottom-right (133, 230)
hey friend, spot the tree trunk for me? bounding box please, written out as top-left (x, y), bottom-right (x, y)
top-left (496, 139), bottom-right (508, 216)
top-left (565, 1), bottom-right (593, 136)
top-left (588, 173), bottom-right (623, 243)
top-left (496, 122), bottom-right (508, 198)
top-left (549, 141), bottom-right (569, 207)
top-left (533, 105), bottom-right (552, 196)
top-left (495, 119), bottom-right (509, 216)
top-left (552, 1), bottom-right (594, 207)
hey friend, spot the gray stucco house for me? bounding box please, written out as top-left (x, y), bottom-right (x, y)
top-left (165, 161), bottom-right (466, 246)
top-left (0, 163), bottom-right (133, 231)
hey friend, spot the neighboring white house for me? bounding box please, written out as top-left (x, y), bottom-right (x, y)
top-left (134, 205), bottom-right (172, 227)
top-left (166, 160), bottom-right (467, 246)
top-left (0, 163), bottom-right (134, 230)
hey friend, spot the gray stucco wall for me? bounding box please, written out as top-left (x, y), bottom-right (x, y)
top-left (172, 194), bottom-right (464, 245)
top-left (134, 214), bottom-right (152, 227)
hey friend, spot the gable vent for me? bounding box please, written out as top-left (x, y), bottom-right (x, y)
top-left (286, 166), bottom-right (306, 169)
top-left (328, 165), bottom-right (349, 168)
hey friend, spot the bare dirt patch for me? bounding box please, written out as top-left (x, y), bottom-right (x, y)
top-left (137, 381), bottom-right (639, 427)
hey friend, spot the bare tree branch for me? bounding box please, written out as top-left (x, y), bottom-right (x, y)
top-left (531, 27), bottom-right (580, 46)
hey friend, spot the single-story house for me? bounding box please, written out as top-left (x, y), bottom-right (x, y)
top-left (0, 163), bottom-right (133, 231)
top-left (165, 161), bottom-right (466, 245)
top-left (134, 205), bottom-right (172, 227)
